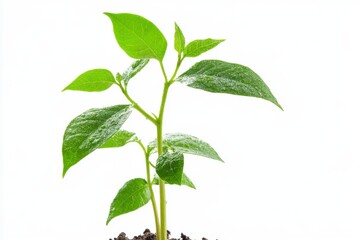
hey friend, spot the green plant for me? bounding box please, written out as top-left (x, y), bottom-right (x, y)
top-left (62, 13), bottom-right (282, 240)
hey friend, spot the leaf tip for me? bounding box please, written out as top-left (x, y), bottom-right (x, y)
top-left (106, 217), bottom-right (111, 225)
top-left (62, 162), bottom-right (71, 178)
top-left (62, 168), bottom-right (67, 178)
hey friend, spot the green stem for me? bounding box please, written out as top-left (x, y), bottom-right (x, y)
top-left (157, 56), bottom-right (183, 240)
top-left (157, 82), bottom-right (170, 240)
top-left (117, 82), bottom-right (157, 125)
top-left (137, 141), bottom-right (160, 237)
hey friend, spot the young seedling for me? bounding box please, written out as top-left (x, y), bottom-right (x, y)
top-left (62, 13), bottom-right (282, 240)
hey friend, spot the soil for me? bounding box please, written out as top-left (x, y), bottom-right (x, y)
top-left (109, 229), bottom-right (215, 240)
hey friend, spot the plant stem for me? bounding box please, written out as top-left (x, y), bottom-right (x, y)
top-left (117, 82), bottom-right (157, 125)
top-left (157, 81), bottom-right (171, 240)
top-left (157, 57), bottom-right (183, 240)
top-left (137, 141), bottom-right (160, 238)
top-left (117, 82), bottom-right (160, 236)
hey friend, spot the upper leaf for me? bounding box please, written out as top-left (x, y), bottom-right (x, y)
top-left (174, 23), bottom-right (185, 54)
top-left (176, 60), bottom-right (282, 109)
top-left (156, 152), bottom-right (184, 185)
top-left (62, 105), bottom-right (132, 177)
top-left (122, 59), bottom-right (150, 87)
top-left (106, 178), bottom-right (150, 225)
top-left (148, 133), bottom-right (223, 161)
top-left (184, 39), bottom-right (224, 58)
top-left (63, 69), bottom-right (116, 92)
top-left (100, 130), bottom-right (137, 148)
top-left (104, 13), bottom-right (167, 61)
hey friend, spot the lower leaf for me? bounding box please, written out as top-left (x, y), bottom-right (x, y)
top-left (156, 152), bottom-right (184, 185)
top-left (153, 173), bottom-right (196, 189)
top-left (106, 178), bottom-right (150, 225)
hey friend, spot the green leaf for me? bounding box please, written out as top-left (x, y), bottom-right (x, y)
top-left (100, 130), bottom-right (137, 148)
top-left (63, 69), bottom-right (115, 92)
top-left (184, 39), bottom-right (224, 58)
top-left (148, 133), bottom-right (223, 161)
top-left (174, 23), bottom-right (185, 54)
top-left (176, 60), bottom-right (282, 109)
top-left (104, 13), bottom-right (167, 61)
top-left (153, 173), bottom-right (196, 189)
top-left (181, 173), bottom-right (196, 189)
top-left (156, 152), bottom-right (184, 185)
top-left (106, 178), bottom-right (150, 225)
top-left (122, 59), bottom-right (150, 87)
top-left (62, 105), bottom-right (132, 177)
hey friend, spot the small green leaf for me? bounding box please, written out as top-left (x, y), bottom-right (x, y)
top-left (148, 133), bottom-right (222, 161)
top-left (153, 173), bottom-right (196, 189)
top-left (104, 13), bottom-right (167, 61)
top-left (115, 72), bottom-right (123, 84)
top-left (181, 173), bottom-right (196, 189)
top-left (62, 105), bottom-right (132, 177)
top-left (176, 60), bottom-right (282, 110)
top-left (63, 69), bottom-right (115, 92)
top-left (106, 178), bottom-right (150, 225)
top-left (184, 39), bottom-right (224, 58)
top-left (174, 23), bottom-right (185, 54)
top-left (156, 152), bottom-right (184, 185)
top-left (122, 59), bottom-right (150, 87)
top-left (100, 130), bottom-right (137, 148)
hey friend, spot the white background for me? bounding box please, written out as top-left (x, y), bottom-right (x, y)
top-left (1, 0), bottom-right (360, 239)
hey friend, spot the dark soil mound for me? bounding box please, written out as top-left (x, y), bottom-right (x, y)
top-left (109, 229), bottom-right (213, 240)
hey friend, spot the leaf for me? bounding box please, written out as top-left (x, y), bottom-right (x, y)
top-left (156, 152), bottom-right (184, 185)
top-left (148, 133), bottom-right (223, 161)
top-left (63, 69), bottom-right (116, 92)
top-left (104, 13), bottom-right (167, 61)
top-left (62, 105), bottom-right (132, 177)
top-left (174, 23), bottom-right (185, 54)
top-left (184, 39), bottom-right (224, 58)
top-left (122, 59), bottom-right (150, 87)
top-left (153, 173), bottom-right (196, 189)
top-left (106, 178), bottom-right (150, 225)
top-left (100, 130), bottom-right (137, 148)
top-left (181, 173), bottom-right (196, 189)
top-left (176, 60), bottom-right (283, 109)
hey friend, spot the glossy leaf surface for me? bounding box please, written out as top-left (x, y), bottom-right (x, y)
top-left (184, 39), bottom-right (224, 57)
top-left (62, 105), bottom-right (132, 176)
top-left (174, 23), bottom-right (185, 54)
top-left (176, 60), bottom-right (282, 109)
top-left (100, 130), bottom-right (137, 148)
top-left (106, 178), bottom-right (150, 225)
top-left (148, 133), bottom-right (222, 161)
top-left (122, 59), bottom-right (150, 87)
top-left (104, 13), bottom-right (167, 61)
top-left (156, 152), bottom-right (184, 185)
top-left (153, 173), bottom-right (196, 189)
top-left (63, 69), bottom-right (115, 92)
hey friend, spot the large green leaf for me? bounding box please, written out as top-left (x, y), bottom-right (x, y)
top-left (106, 178), bottom-right (150, 225)
top-left (104, 13), bottom-right (167, 61)
top-left (184, 39), bottom-right (224, 58)
top-left (176, 60), bottom-right (282, 109)
top-left (156, 152), bottom-right (184, 185)
top-left (63, 69), bottom-right (115, 92)
top-left (62, 105), bottom-right (132, 177)
top-left (174, 23), bottom-right (185, 54)
top-left (122, 59), bottom-right (150, 87)
top-left (153, 173), bottom-right (196, 189)
top-left (148, 133), bottom-right (223, 161)
top-left (100, 130), bottom-right (137, 148)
